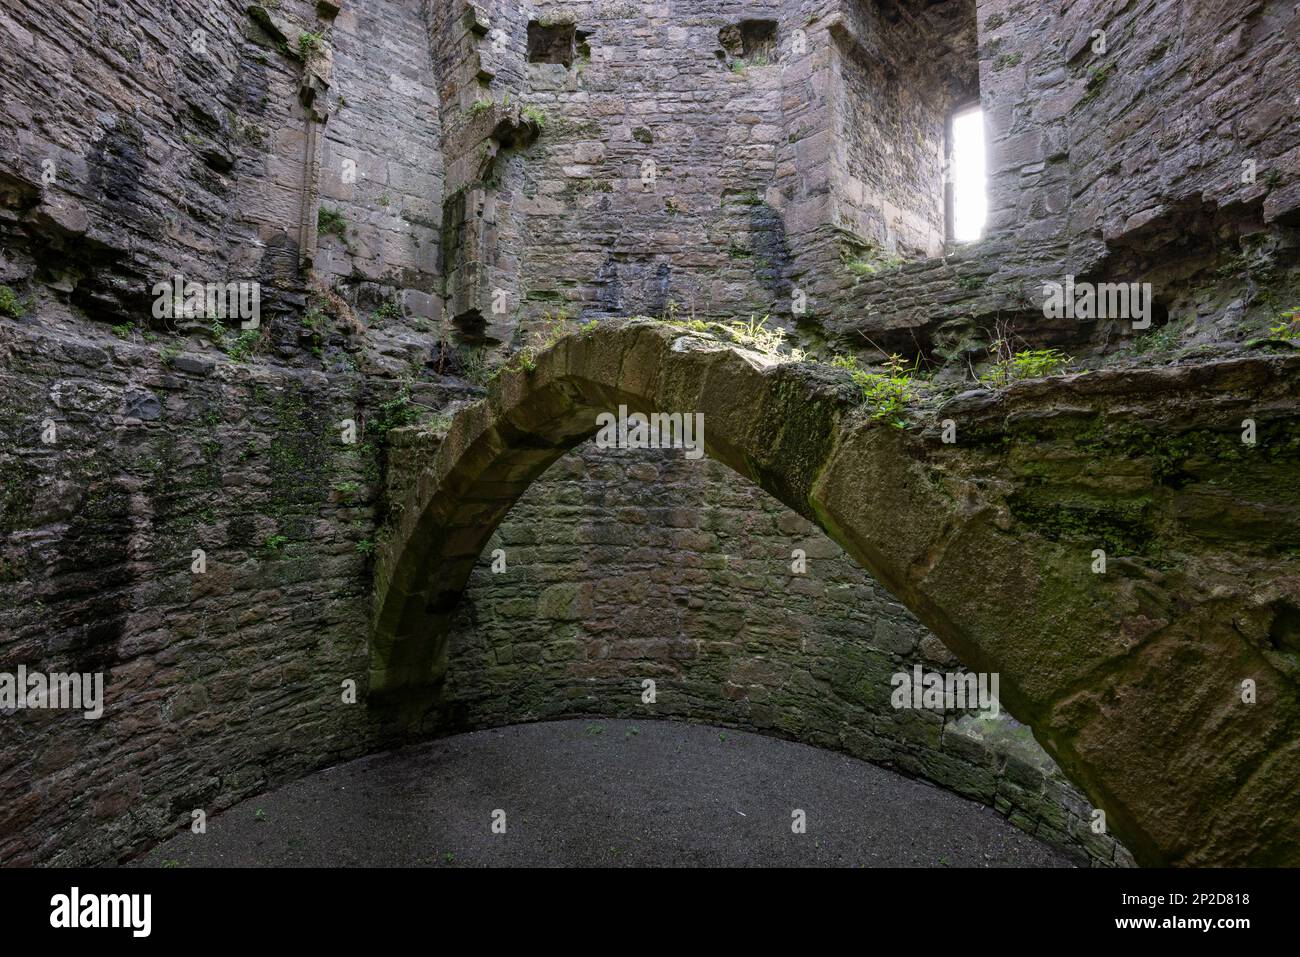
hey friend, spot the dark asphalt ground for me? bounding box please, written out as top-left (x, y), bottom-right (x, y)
top-left (135, 718), bottom-right (1072, 867)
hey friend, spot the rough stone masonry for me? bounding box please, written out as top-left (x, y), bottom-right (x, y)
top-left (0, 0), bottom-right (1297, 867)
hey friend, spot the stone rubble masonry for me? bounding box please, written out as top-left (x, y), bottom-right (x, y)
top-left (0, 0), bottom-right (1297, 869)
top-left (0, 315), bottom-right (1126, 867)
top-left (0, 0), bottom-right (442, 367)
top-left (0, 322), bottom-right (377, 865)
top-left (824, 0), bottom-right (1300, 357)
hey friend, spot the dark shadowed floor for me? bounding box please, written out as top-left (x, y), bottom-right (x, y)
top-left (134, 719), bottom-right (1072, 868)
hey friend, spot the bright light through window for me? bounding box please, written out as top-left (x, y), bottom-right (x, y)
top-left (950, 107), bottom-right (986, 243)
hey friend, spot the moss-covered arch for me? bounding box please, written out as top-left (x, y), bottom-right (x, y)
top-left (375, 319), bottom-right (1300, 866)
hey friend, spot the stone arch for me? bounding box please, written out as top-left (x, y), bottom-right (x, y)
top-left (374, 319), bottom-right (1300, 866)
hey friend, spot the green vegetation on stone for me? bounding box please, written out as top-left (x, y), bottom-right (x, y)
top-left (829, 353), bottom-right (859, 370)
top-left (1133, 316), bottom-right (1187, 355)
top-left (298, 31), bottom-right (324, 57)
top-left (373, 298), bottom-right (401, 324)
top-left (1081, 61), bottom-right (1115, 103)
top-left (0, 286), bottom-right (26, 318)
top-left (1269, 307), bottom-right (1300, 341)
top-left (318, 206), bottom-right (348, 239)
top-left (844, 248), bottom-right (905, 278)
top-left (521, 104), bottom-right (547, 130)
top-left (849, 353), bottom-right (915, 428)
top-left (225, 327), bottom-right (263, 363)
top-left (982, 346), bottom-right (1072, 387)
top-left (370, 384), bottom-right (422, 444)
top-left (421, 411), bottom-right (453, 432)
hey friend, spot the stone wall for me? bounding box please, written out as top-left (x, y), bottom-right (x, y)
top-left (0, 0), bottom-right (458, 858)
top-left (426, 0), bottom-right (856, 350)
top-left (0, 321), bottom-right (384, 866)
top-left (441, 441), bottom-right (1132, 865)
top-left (2, 0), bottom-right (1294, 868)
top-left (822, 0), bottom-right (1300, 362)
top-left (314, 0), bottom-right (444, 331)
top-left (830, 0), bottom-right (978, 259)
top-left (0, 0), bottom-right (443, 370)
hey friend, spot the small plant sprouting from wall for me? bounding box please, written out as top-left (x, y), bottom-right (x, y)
top-left (718, 314), bottom-right (798, 358)
top-left (455, 345), bottom-right (491, 386)
top-left (225, 327), bottom-right (265, 363)
top-left (372, 298), bottom-right (402, 325)
top-left (844, 251), bottom-right (906, 278)
top-left (849, 353), bottom-right (915, 429)
top-left (521, 104), bottom-right (547, 130)
top-left (298, 31), bottom-right (325, 58)
top-left (159, 342), bottom-right (182, 367)
top-left (420, 411), bottom-right (454, 433)
top-left (370, 384), bottom-right (422, 444)
top-left (1133, 315), bottom-right (1187, 355)
top-left (1269, 307), bottom-right (1300, 341)
top-left (483, 310), bottom-right (579, 382)
top-left (0, 285), bottom-right (26, 318)
top-left (318, 207), bottom-right (348, 240)
top-left (983, 343), bottom-right (1073, 387)
top-left (536, 309), bottom-right (572, 349)
top-left (487, 345), bottom-right (536, 382)
top-left (667, 317), bottom-right (710, 334)
top-left (488, 310), bottom-right (571, 381)
top-left (1081, 61), bottom-right (1115, 103)
top-left (653, 310), bottom-right (809, 362)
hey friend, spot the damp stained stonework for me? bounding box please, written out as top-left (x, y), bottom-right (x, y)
top-left (0, 0), bottom-right (1298, 881)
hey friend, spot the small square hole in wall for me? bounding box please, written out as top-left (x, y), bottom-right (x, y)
top-left (528, 20), bottom-right (576, 67)
top-left (718, 19), bottom-right (778, 61)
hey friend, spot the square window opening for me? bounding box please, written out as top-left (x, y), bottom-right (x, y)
top-left (719, 20), bottom-right (777, 62)
top-left (528, 21), bottom-right (576, 67)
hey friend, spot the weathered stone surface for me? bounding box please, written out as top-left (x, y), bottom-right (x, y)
top-left (377, 321), bottom-right (1300, 866)
top-left (1, 0), bottom-right (1297, 872)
